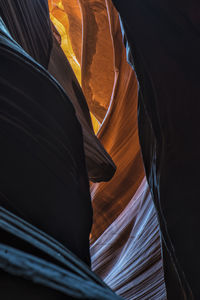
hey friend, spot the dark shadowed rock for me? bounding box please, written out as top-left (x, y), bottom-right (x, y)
top-left (112, 0), bottom-right (200, 298)
top-left (0, 17), bottom-right (92, 266)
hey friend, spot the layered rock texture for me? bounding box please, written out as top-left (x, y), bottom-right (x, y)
top-left (1, 0), bottom-right (198, 299)
top-left (48, 1), bottom-right (166, 299)
top-left (112, 0), bottom-right (200, 298)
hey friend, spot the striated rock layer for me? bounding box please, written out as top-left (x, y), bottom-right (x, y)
top-left (0, 16), bottom-right (92, 265)
top-left (48, 0), bottom-right (167, 298)
top-left (77, 1), bottom-right (166, 298)
top-left (112, 0), bottom-right (200, 298)
top-left (1, 0), bottom-right (189, 299)
top-left (0, 0), bottom-right (52, 68)
top-left (0, 0), bottom-right (116, 184)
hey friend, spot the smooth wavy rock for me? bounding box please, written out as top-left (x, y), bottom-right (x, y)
top-left (90, 0), bottom-right (145, 241)
top-left (64, 0), bottom-right (165, 297)
top-left (84, 2), bottom-right (166, 298)
top-left (48, 35), bottom-right (116, 182)
top-left (0, 18), bottom-right (92, 265)
top-left (78, 0), bottom-right (115, 122)
top-left (0, 0), bottom-right (116, 183)
top-left (91, 179), bottom-right (166, 300)
top-left (112, 0), bottom-right (200, 298)
top-left (0, 207), bottom-right (122, 299)
top-left (0, 0), bottom-right (52, 68)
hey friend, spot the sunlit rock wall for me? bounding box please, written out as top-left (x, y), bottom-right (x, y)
top-left (49, 0), bottom-right (166, 299)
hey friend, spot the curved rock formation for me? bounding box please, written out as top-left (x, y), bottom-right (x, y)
top-left (76, 1), bottom-right (166, 298)
top-left (0, 0), bottom-right (116, 183)
top-left (0, 206), bottom-right (121, 299)
top-left (0, 17), bottom-right (92, 265)
top-left (2, 0), bottom-right (197, 299)
top-left (112, 0), bottom-right (200, 298)
top-left (0, 0), bottom-right (52, 68)
top-left (91, 179), bottom-right (166, 300)
top-left (48, 34), bottom-right (116, 182)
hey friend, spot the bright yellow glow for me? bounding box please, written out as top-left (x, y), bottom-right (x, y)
top-left (57, 1), bottom-right (64, 10)
top-left (49, 0), bottom-right (100, 133)
top-left (49, 13), bottom-right (81, 84)
top-left (90, 113), bottom-right (100, 134)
